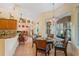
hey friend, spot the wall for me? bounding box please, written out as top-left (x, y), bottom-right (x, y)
top-left (17, 20), bottom-right (29, 31)
top-left (0, 5), bottom-right (22, 20)
top-left (36, 11), bottom-right (53, 36)
top-left (0, 8), bottom-right (10, 19)
top-left (77, 7), bottom-right (79, 46)
top-left (0, 39), bottom-right (5, 56)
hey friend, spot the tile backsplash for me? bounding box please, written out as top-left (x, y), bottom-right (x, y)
top-left (0, 30), bottom-right (17, 39)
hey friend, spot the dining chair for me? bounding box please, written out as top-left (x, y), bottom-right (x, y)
top-left (54, 39), bottom-right (68, 56)
top-left (47, 34), bottom-right (54, 49)
top-left (34, 40), bottom-right (50, 56)
top-left (32, 35), bottom-right (37, 47)
top-left (18, 33), bottom-right (25, 45)
top-left (47, 34), bottom-right (54, 39)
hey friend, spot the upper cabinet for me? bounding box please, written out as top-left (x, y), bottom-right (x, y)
top-left (0, 18), bottom-right (17, 30)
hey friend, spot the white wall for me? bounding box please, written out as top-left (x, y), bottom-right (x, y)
top-left (0, 39), bottom-right (5, 56)
top-left (5, 35), bottom-right (19, 56)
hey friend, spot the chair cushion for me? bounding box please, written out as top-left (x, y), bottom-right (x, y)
top-left (56, 35), bottom-right (65, 39)
top-left (55, 44), bottom-right (64, 48)
top-left (37, 44), bottom-right (49, 52)
top-left (37, 47), bottom-right (46, 51)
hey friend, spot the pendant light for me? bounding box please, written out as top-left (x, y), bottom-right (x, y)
top-left (52, 3), bottom-right (58, 23)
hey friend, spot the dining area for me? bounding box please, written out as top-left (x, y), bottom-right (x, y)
top-left (15, 14), bottom-right (73, 56)
top-left (32, 32), bottom-right (69, 56)
top-left (14, 29), bottom-right (73, 56)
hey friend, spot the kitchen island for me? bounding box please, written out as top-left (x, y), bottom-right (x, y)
top-left (5, 35), bottom-right (19, 56)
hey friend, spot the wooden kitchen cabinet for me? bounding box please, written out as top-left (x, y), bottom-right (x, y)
top-left (0, 18), bottom-right (17, 30)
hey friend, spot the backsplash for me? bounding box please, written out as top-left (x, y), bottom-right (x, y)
top-left (0, 30), bottom-right (17, 39)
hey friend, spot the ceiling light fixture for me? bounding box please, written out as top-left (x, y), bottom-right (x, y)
top-left (52, 3), bottom-right (58, 23)
top-left (52, 3), bottom-right (55, 21)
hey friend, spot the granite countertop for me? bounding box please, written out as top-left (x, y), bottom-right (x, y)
top-left (0, 30), bottom-right (17, 39)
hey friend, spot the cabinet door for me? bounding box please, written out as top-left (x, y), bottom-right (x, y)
top-left (0, 20), bottom-right (4, 29)
top-left (10, 20), bottom-right (17, 29)
top-left (5, 20), bottom-right (8, 29)
top-left (7, 20), bottom-right (17, 29)
top-left (7, 20), bottom-right (12, 29)
top-left (0, 19), bottom-right (17, 30)
top-left (0, 20), bottom-right (8, 29)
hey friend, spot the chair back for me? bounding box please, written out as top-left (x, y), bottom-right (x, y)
top-left (18, 33), bottom-right (25, 42)
top-left (63, 39), bottom-right (68, 48)
top-left (48, 34), bottom-right (54, 39)
top-left (35, 40), bottom-right (47, 48)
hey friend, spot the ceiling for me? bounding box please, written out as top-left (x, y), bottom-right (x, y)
top-left (0, 3), bottom-right (64, 20)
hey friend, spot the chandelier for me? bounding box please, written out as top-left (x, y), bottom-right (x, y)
top-left (52, 3), bottom-right (59, 23)
top-left (19, 13), bottom-right (26, 23)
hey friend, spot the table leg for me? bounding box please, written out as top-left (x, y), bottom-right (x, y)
top-left (52, 43), bottom-right (53, 48)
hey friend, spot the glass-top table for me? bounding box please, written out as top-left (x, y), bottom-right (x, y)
top-left (46, 37), bottom-right (64, 48)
